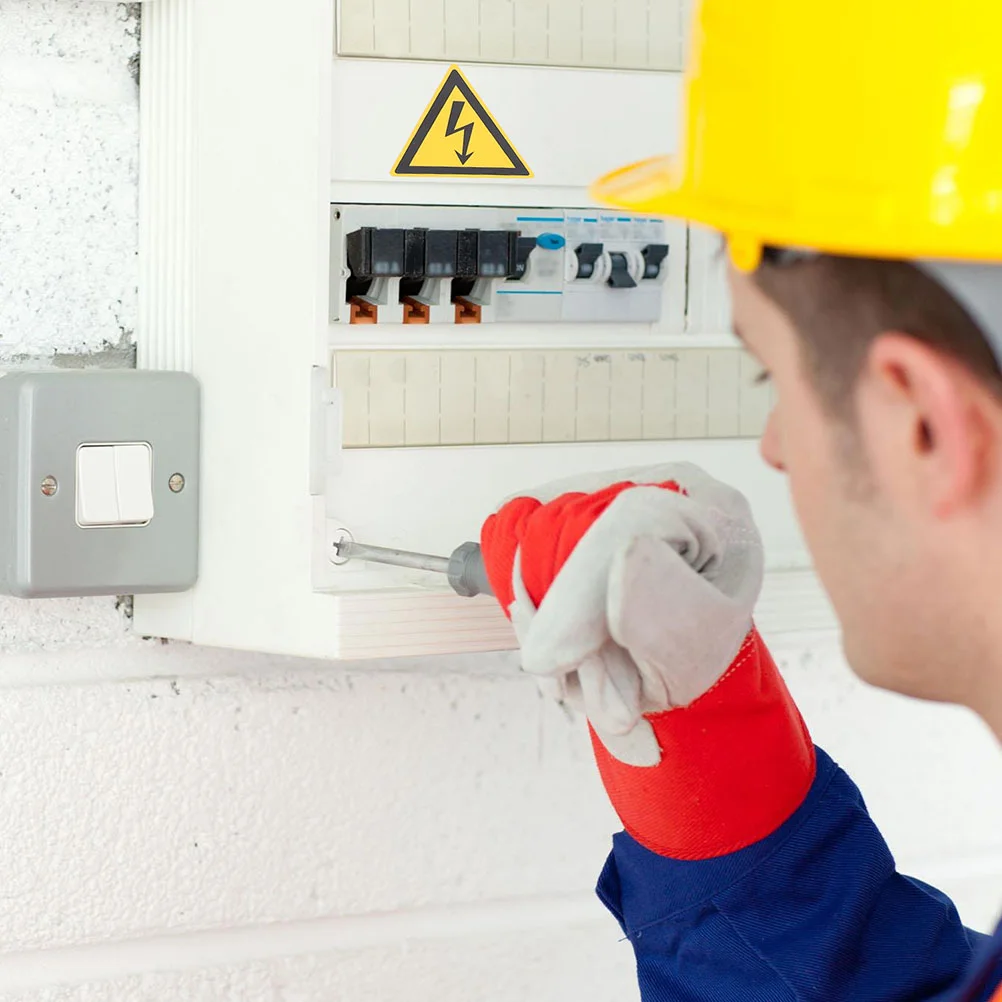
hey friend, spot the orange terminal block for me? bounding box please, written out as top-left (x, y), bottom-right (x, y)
top-left (454, 299), bottom-right (481, 324)
top-left (349, 298), bottom-right (378, 324)
top-left (402, 298), bottom-right (431, 324)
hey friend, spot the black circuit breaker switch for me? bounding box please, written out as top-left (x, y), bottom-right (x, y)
top-left (478, 231), bottom-right (511, 278)
top-left (456, 230), bottom-right (480, 279)
top-left (370, 228), bottom-right (405, 276)
top-left (607, 252), bottom-right (638, 288)
top-left (403, 229), bottom-right (427, 278)
top-left (508, 236), bottom-right (537, 280)
top-left (346, 228), bottom-right (405, 278)
top-left (574, 243), bottom-right (604, 280)
top-left (642, 244), bottom-right (670, 280)
top-left (345, 227), bottom-right (373, 279)
top-left (425, 230), bottom-right (458, 277)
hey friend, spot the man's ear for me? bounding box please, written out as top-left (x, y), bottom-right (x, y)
top-left (859, 334), bottom-right (995, 519)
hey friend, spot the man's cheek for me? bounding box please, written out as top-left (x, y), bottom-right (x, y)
top-left (785, 437), bottom-right (836, 555)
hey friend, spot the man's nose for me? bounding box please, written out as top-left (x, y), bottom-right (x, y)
top-left (759, 410), bottom-right (786, 472)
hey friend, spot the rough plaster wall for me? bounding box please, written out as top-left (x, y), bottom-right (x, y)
top-left (0, 635), bottom-right (1000, 1000)
top-left (2, 3), bottom-right (1002, 1001)
top-left (0, 0), bottom-right (138, 362)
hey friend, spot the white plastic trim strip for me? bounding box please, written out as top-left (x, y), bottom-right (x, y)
top-left (322, 568), bottom-right (837, 660)
top-left (137, 0), bottom-right (195, 371)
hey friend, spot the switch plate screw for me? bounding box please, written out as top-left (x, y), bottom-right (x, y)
top-left (168, 473), bottom-right (186, 493)
top-left (40, 475), bottom-right (58, 497)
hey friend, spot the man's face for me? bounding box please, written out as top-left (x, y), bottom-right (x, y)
top-left (728, 266), bottom-right (971, 702)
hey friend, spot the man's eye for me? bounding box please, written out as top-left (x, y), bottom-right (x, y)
top-left (753, 369), bottom-right (772, 386)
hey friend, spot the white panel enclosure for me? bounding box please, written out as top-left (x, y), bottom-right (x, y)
top-left (330, 59), bottom-right (683, 207)
top-left (133, 3), bottom-right (815, 662)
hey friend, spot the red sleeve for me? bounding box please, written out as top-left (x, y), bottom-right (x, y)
top-left (592, 629), bottom-right (815, 859)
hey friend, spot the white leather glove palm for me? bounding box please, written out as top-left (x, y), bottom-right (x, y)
top-left (503, 463), bottom-right (764, 767)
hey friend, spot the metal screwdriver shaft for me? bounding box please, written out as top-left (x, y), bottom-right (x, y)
top-left (335, 539), bottom-right (451, 575)
top-left (334, 538), bottom-right (494, 598)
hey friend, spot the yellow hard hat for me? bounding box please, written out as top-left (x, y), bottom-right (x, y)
top-left (591, 0), bottom-right (1002, 272)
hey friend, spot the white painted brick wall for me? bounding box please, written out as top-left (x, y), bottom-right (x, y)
top-left (0, 0), bottom-right (138, 359)
top-left (2, 3), bottom-right (1001, 999)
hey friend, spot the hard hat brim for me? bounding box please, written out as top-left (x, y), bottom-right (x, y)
top-left (591, 151), bottom-right (1002, 273)
top-left (590, 155), bottom-right (687, 218)
top-left (589, 155), bottom-right (766, 269)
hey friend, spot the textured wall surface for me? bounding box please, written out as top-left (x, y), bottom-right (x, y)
top-left (2, 3), bottom-right (1002, 1000)
top-left (0, 0), bottom-right (138, 361)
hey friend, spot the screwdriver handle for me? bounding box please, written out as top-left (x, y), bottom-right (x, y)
top-left (447, 541), bottom-right (493, 598)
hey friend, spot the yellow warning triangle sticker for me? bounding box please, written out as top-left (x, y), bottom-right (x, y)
top-left (393, 65), bottom-right (532, 178)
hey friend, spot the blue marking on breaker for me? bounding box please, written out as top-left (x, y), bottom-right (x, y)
top-left (536, 233), bottom-right (566, 250)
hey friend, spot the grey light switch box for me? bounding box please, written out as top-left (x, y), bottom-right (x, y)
top-left (0, 370), bottom-right (200, 597)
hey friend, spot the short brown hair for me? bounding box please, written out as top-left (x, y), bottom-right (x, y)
top-left (752, 254), bottom-right (1002, 415)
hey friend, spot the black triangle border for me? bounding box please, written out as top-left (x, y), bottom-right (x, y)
top-left (394, 69), bottom-right (531, 176)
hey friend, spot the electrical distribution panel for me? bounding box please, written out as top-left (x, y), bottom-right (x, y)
top-left (330, 205), bottom-right (676, 327)
top-left (131, 5), bottom-right (821, 664)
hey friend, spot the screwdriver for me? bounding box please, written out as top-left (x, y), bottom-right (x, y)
top-left (334, 538), bottom-right (493, 598)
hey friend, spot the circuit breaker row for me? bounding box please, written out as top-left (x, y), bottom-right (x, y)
top-left (330, 205), bottom-right (676, 326)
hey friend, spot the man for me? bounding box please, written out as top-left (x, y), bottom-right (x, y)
top-left (477, 1), bottom-right (1002, 998)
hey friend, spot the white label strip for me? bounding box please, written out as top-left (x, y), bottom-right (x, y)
top-left (333, 348), bottom-right (772, 448)
top-left (337, 0), bottom-right (687, 71)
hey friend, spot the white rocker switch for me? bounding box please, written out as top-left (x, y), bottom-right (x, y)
top-left (76, 444), bottom-right (155, 527)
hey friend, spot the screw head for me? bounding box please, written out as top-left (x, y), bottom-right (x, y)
top-left (40, 475), bottom-right (58, 497)
top-left (168, 473), bottom-right (186, 493)
top-left (330, 527), bottom-right (354, 565)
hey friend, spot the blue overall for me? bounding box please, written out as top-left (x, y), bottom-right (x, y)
top-left (598, 749), bottom-right (1002, 1001)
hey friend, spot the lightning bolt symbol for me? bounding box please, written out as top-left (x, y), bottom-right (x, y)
top-left (445, 100), bottom-right (475, 165)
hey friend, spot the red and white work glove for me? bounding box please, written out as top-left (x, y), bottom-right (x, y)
top-left (481, 463), bottom-right (816, 860)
